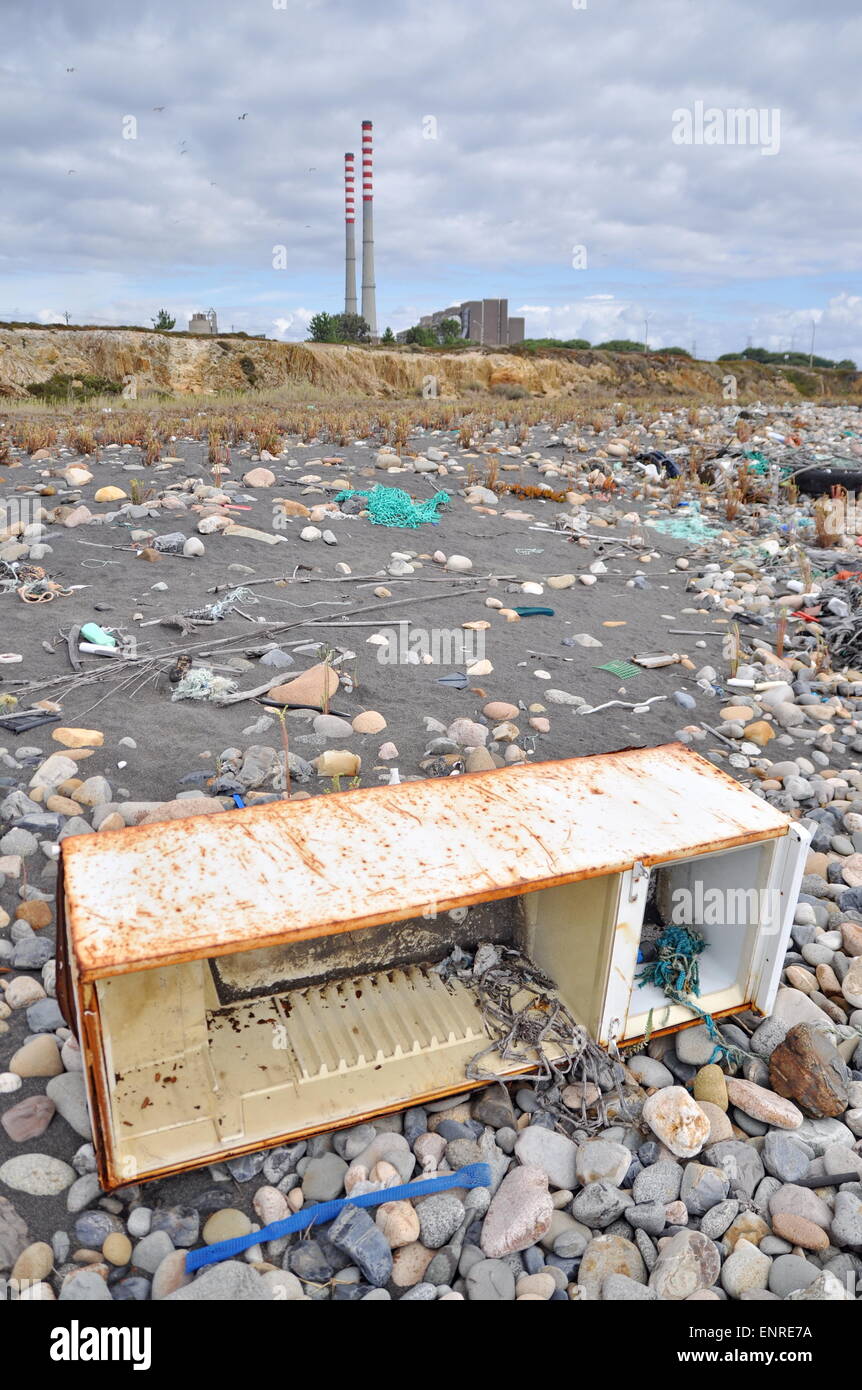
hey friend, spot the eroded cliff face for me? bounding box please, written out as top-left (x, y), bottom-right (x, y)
top-left (0, 326), bottom-right (857, 402)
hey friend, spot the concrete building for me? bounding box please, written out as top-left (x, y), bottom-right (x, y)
top-left (188, 309), bottom-right (218, 335)
top-left (399, 299), bottom-right (524, 347)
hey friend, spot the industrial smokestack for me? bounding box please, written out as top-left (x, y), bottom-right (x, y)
top-left (344, 153), bottom-right (357, 316)
top-left (361, 119), bottom-right (378, 339)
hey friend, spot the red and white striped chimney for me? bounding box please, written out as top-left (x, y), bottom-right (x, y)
top-left (360, 120), bottom-right (377, 338)
top-left (344, 152), bottom-right (357, 316)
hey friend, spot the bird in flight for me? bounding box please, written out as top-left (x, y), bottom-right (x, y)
top-left (66, 67), bottom-right (75, 72)
top-left (237, 113), bottom-right (248, 120)
top-left (67, 169), bottom-right (76, 175)
top-left (153, 106), bottom-right (165, 112)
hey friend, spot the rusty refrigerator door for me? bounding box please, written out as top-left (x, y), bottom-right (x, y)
top-left (600, 822), bottom-right (810, 1047)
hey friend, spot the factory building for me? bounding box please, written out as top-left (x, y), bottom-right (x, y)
top-left (188, 310), bottom-right (218, 335)
top-left (399, 299), bottom-right (524, 346)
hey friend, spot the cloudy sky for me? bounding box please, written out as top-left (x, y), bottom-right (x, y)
top-left (2, 0), bottom-right (860, 359)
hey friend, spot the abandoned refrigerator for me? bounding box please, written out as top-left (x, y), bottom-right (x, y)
top-left (55, 742), bottom-right (809, 1188)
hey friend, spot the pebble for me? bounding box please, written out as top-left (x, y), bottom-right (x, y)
top-left (626, 1055), bottom-right (674, 1089)
top-left (480, 1166), bottom-right (552, 1257)
top-left (721, 1239), bottom-right (771, 1298)
top-left (514, 1126), bottom-right (578, 1189)
top-left (642, 1087), bottom-right (710, 1157)
top-left (648, 1230), bottom-right (720, 1300)
top-left (0, 1155), bottom-right (75, 1196)
top-left (465, 1258), bottom-right (515, 1300)
top-left (577, 1234), bottom-right (646, 1297)
top-left (724, 1077), bottom-right (803, 1130)
top-left (416, 1194), bottom-right (464, 1249)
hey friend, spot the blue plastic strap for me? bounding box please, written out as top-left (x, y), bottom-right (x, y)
top-left (185, 1161), bottom-right (492, 1271)
top-left (232, 794), bottom-right (246, 808)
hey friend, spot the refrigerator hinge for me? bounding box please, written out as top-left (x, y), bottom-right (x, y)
top-left (629, 860), bottom-right (648, 901)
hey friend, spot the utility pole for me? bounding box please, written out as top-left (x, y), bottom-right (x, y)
top-left (809, 320), bottom-right (816, 367)
top-left (643, 316), bottom-right (649, 352)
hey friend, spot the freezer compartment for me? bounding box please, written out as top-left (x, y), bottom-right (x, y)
top-left (93, 882), bottom-right (629, 1183)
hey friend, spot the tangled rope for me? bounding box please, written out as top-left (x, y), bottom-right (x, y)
top-left (636, 925), bottom-right (747, 1065)
top-left (334, 485), bottom-right (449, 528)
top-left (436, 941), bottom-right (627, 1136)
top-left (1, 561), bottom-right (72, 603)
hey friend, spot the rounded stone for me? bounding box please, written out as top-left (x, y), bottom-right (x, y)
top-left (771, 1212), bottom-right (829, 1251)
top-left (648, 1230), bottom-right (720, 1300)
top-left (8, 1034), bottom-right (63, 1079)
top-left (768, 1254), bottom-right (820, 1299)
top-left (12, 1241), bottom-right (54, 1282)
top-left (202, 1209), bottom-right (252, 1244)
top-left (0, 1154), bottom-right (75, 1196)
top-left (721, 1238), bottom-right (771, 1298)
top-left (693, 1064), bottom-right (728, 1112)
top-left (642, 1086), bottom-right (710, 1158)
top-left (103, 1232), bottom-right (133, 1266)
top-left (577, 1234), bottom-right (646, 1297)
top-left (724, 1077), bottom-right (803, 1130)
top-left (480, 1166), bottom-right (552, 1257)
top-left (376, 1201), bottom-right (420, 1249)
top-left (352, 711), bottom-right (387, 734)
top-left (483, 701), bottom-right (519, 722)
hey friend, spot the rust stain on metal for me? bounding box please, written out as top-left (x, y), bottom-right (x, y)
top-left (59, 743), bottom-right (791, 982)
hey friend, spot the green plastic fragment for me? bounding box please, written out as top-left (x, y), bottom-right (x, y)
top-left (646, 501), bottom-right (722, 542)
top-left (80, 622), bottom-right (117, 647)
top-left (597, 660), bottom-right (641, 680)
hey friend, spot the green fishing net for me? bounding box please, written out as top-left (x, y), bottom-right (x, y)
top-left (334, 485), bottom-right (449, 528)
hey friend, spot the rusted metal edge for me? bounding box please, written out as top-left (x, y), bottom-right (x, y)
top-left (68, 823), bottom-right (788, 984)
top-left (60, 742), bottom-right (792, 982)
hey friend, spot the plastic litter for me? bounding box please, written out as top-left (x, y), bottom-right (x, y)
top-left (185, 1162), bottom-right (492, 1272)
top-left (632, 652), bottom-right (683, 669)
top-left (512, 606), bottom-right (555, 617)
top-left (334, 485), bottom-right (449, 528)
top-left (637, 450), bottom-right (682, 478)
top-left (645, 501), bottom-right (722, 542)
top-left (576, 695), bottom-right (667, 716)
top-left (171, 668), bottom-right (238, 702)
top-left (152, 532), bottom-right (188, 553)
top-left (78, 642), bottom-right (121, 658)
top-left (80, 623), bottom-right (117, 648)
top-left (0, 709), bottom-right (62, 734)
top-left (597, 660), bottom-right (641, 680)
top-left (636, 925), bottom-right (746, 1064)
